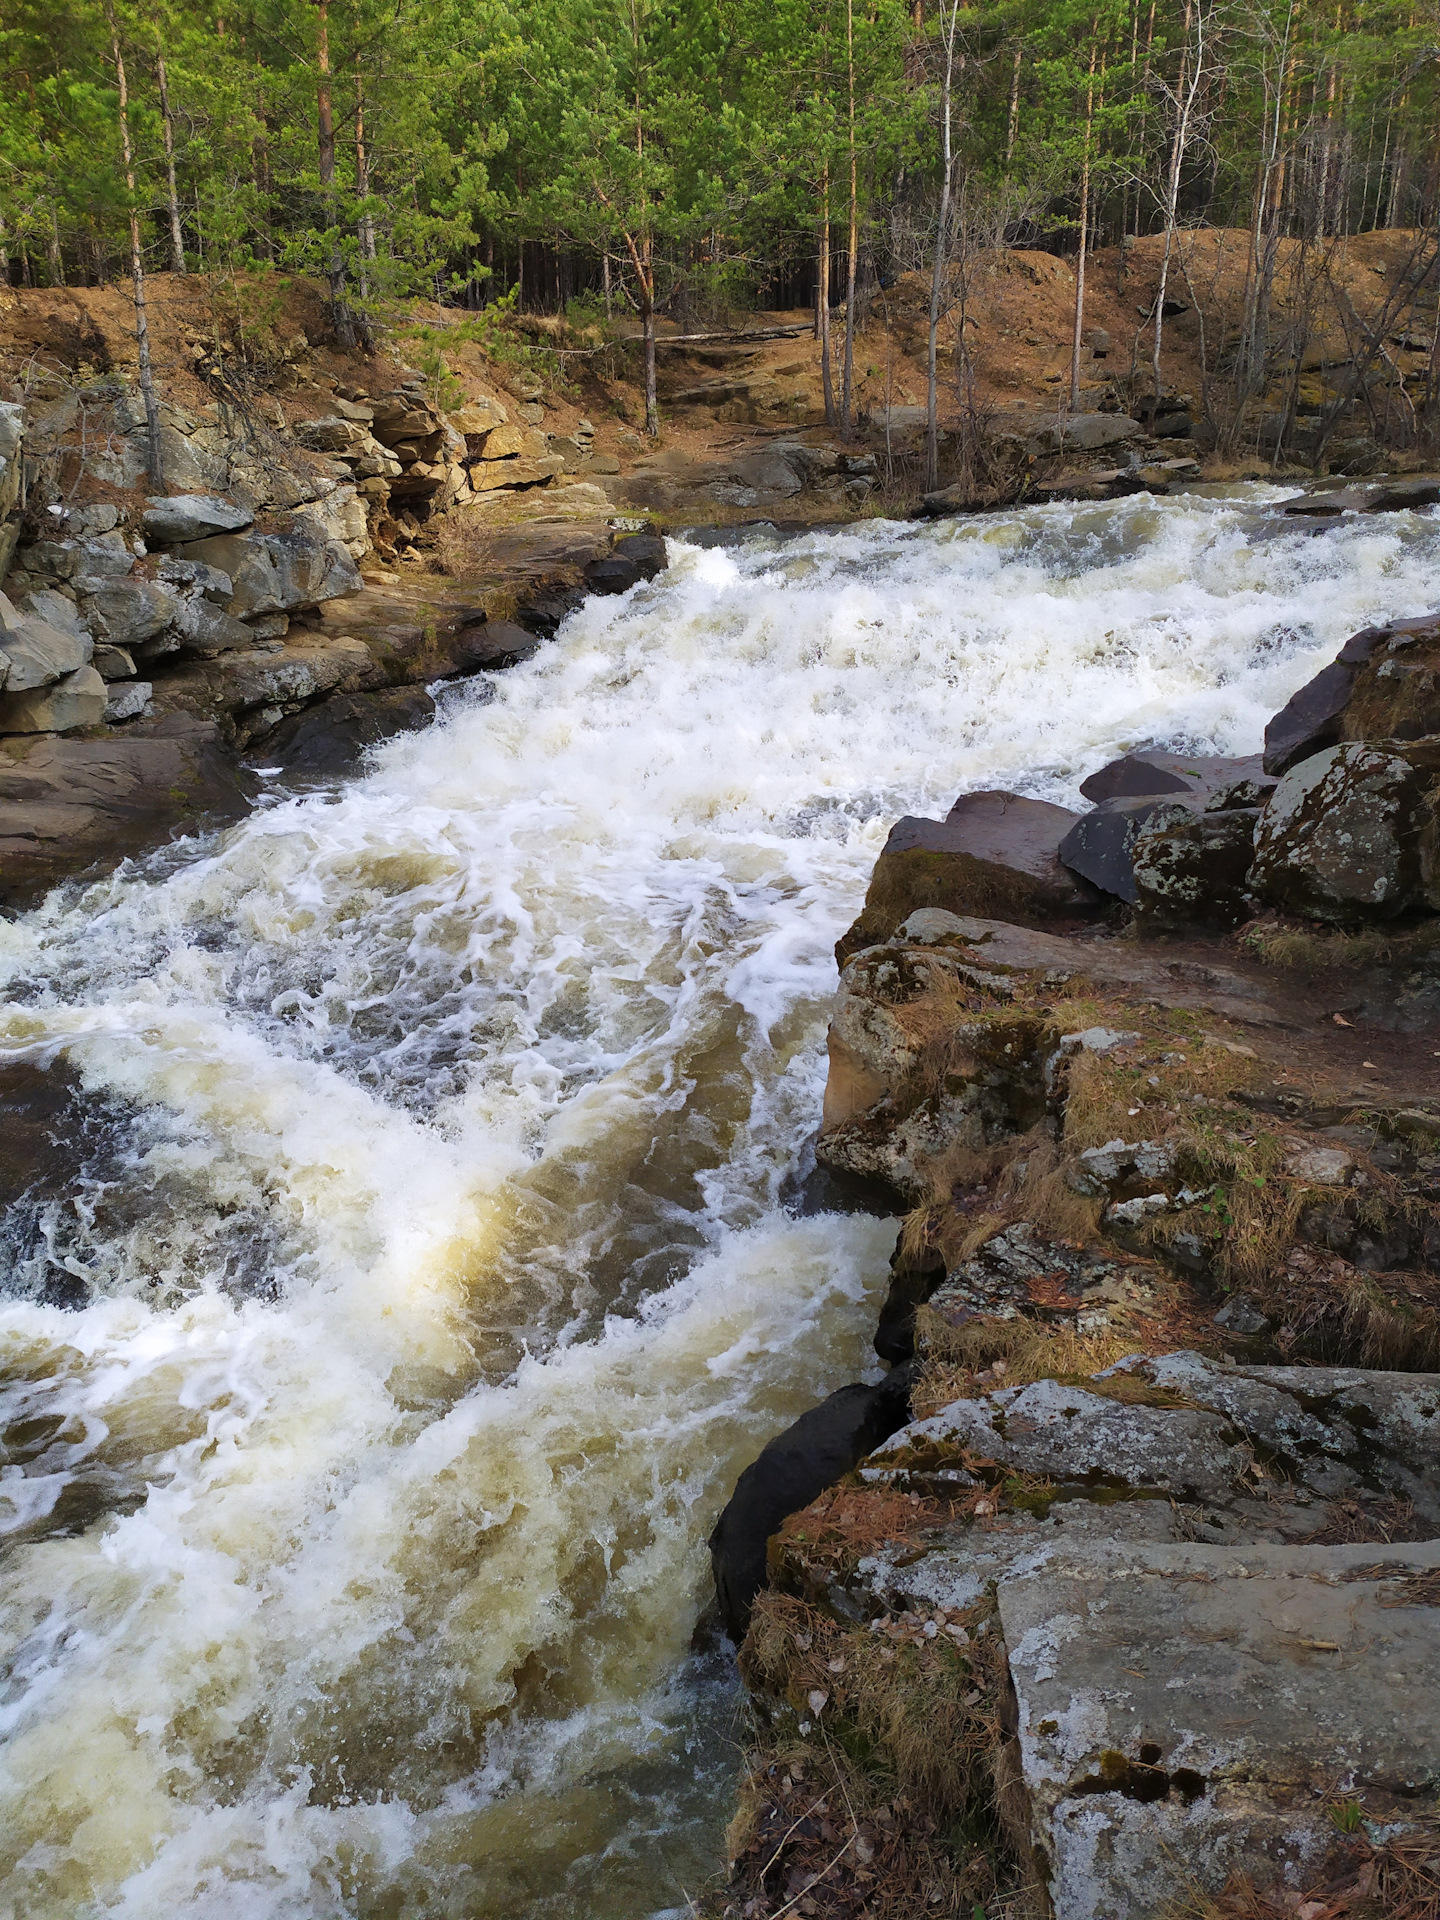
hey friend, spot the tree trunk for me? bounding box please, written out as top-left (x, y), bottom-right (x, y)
top-left (1069, 31), bottom-right (1098, 411)
top-left (106, 0), bottom-right (161, 486)
top-left (47, 210), bottom-right (65, 288)
top-left (840, 0), bottom-right (859, 437)
top-left (640, 236), bottom-right (658, 437)
top-left (1005, 46), bottom-right (1022, 166)
top-left (602, 250), bottom-right (612, 318)
top-left (820, 171), bottom-right (837, 428)
top-left (927, 1), bottom-right (960, 488)
top-left (313, 0), bottom-right (353, 345)
top-left (1152, 0), bottom-right (1198, 404)
top-left (156, 49), bottom-right (185, 272)
top-left (355, 61), bottom-right (376, 300)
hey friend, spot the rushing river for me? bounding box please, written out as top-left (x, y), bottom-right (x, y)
top-left (2, 487), bottom-right (1439, 1918)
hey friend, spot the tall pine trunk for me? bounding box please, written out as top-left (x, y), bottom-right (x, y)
top-left (1069, 31), bottom-right (1098, 411)
top-left (313, 0), bottom-right (354, 345)
top-left (107, 0), bottom-right (161, 485)
top-left (156, 49), bottom-right (185, 272)
top-left (840, 0), bottom-right (859, 437)
top-left (355, 61), bottom-right (376, 299)
top-left (819, 169), bottom-right (837, 428)
top-left (926, 0), bottom-right (960, 489)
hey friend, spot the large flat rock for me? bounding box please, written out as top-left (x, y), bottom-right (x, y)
top-left (999, 1537), bottom-right (1440, 1919)
top-left (0, 714), bottom-right (253, 905)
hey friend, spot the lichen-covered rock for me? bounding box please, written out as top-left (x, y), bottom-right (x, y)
top-left (815, 942), bottom-right (1055, 1200)
top-left (923, 1220), bottom-right (1163, 1330)
top-left (1001, 1537), bottom-right (1440, 1920)
top-left (1248, 738), bottom-right (1440, 922)
top-left (1131, 804), bottom-right (1260, 929)
top-left (1058, 794), bottom-right (1196, 902)
top-left (837, 790), bottom-right (1105, 961)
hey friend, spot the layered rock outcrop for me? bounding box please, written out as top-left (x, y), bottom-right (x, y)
top-left (712, 610), bottom-right (1440, 1920)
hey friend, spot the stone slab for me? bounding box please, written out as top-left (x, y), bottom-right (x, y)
top-left (998, 1537), bottom-right (1440, 1920)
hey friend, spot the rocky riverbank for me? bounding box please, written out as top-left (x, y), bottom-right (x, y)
top-left (708, 616), bottom-right (1440, 1917)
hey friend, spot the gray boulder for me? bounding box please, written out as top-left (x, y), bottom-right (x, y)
top-left (169, 594), bottom-right (256, 658)
top-left (103, 681), bottom-right (153, 723)
top-left (18, 534), bottom-right (135, 584)
top-left (93, 645), bottom-right (136, 680)
top-left (81, 578), bottom-right (180, 651)
top-left (0, 664), bottom-right (107, 734)
top-left (1249, 739), bottom-right (1440, 922)
top-left (142, 494), bottom-right (253, 544)
top-left (156, 555), bottom-right (234, 602)
top-left (1028, 413), bottom-right (1143, 456)
top-left (0, 402), bottom-right (24, 521)
top-left (0, 590), bottom-right (92, 691)
top-left (183, 522), bottom-right (362, 618)
top-left (291, 416), bottom-right (370, 454)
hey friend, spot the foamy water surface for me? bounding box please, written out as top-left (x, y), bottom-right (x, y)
top-left (2, 488), bottom-right (1438, 1917)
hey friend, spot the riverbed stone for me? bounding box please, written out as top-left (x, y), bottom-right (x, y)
top-left (1249, 739), bottom-right (1440, 921)
top-left (837, 791), bottom-right (1106, 962)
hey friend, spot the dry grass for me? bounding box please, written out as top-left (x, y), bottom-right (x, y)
top-left (1238, 916), bottom-right (1440, 976)
top-left (1265, 1247), bottom-right (1440, 1371)
top-left (912, 1315), bottom-right (1153, 1419)
top-left (708, 1591), bottom-right (1047, 1920)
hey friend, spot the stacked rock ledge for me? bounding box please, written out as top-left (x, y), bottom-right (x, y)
top-left (708, 611), bottom-right (1440, 1920)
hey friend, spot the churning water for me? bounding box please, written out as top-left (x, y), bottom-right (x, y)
top-left (2, 488), bottom-right (1439, 1918)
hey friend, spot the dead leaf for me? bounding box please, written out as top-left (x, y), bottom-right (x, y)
top-left (1332, 1013), bottom-right (1353, 1027)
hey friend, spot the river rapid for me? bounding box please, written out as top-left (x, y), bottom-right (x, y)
top-left (2, 487), bottom-right (1439, 1918)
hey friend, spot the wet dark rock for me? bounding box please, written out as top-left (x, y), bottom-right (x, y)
top-left (1263, 614), bottom-right (1440, 775)
top-left (837, 790), bottom-right (1106, 963)
top-left (1249, 738), bottom-right (1440, 923)
top-left (259, 685), bottom-right (437, 779)
top-left (874, 1238), bottom-right (948, 1364)
top-left (709, 1367), bottom-right (915, 1641)
top-left (1079, 750), bottom-right (1271, 809)
top-left (0, 714), bottom-right (253, 906)
top-left (0, 1060), bottom-right (84, 1210)
top-left (581, 532), bottom-right (667, 596)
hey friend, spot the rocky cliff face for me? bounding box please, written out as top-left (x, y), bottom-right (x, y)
top-left (710, 618), bottom-right (1440, 1920)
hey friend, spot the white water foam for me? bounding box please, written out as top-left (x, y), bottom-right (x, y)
top-left (1, 488), bottom-right (1437, 1916)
